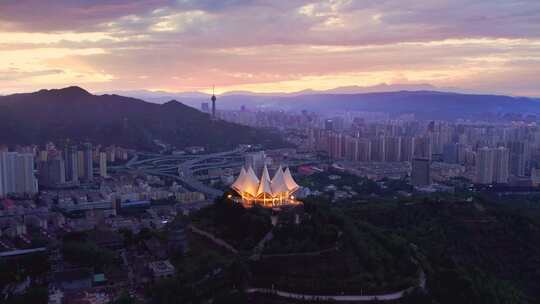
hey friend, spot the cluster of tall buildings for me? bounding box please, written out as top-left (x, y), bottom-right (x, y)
top-left (37, 143), bottom-right (125, 188)
top-left (296, 117), bottom-right (539, 186)
top-left (38, 143), bottom-right (96, 187)
top-left (0, 143), bottom-right (131, 195)
top-left (312, 130), bottom-right (433, 163)
top-left (0, 152), bottom-right (38, 197)
top-left (220, 108), bottom-right (319, 130)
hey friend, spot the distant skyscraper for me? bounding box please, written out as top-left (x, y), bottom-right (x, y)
top-left (414, 136), bottom-right (432, 160)
top-left (39, 156), bottom-right (66, 187)
top-left (507, 141), bottom-right (529, 176)
top-left (442, 143), bottom-right (459, 164)
top-left (64, 145), bottom-right (79, 184)
top-left (39, 150), bottom-right (48, 162)
top-left (201, 102), bottom-right (209, 113)
top-left (370, 137), bottom-right (386, 162)
top-left (344, 136), bottom-right (358, 161)
top-left (400, 136), bottom-right (415, 162)
top-left (245, 151), bottom-right (266, 176)
top-left (83, 143), bottom-right (93, 181)
top-left (411, 158), bottom-right (431, 186)
top-left (532, 168), bottom-right (540, 187)
top-left (77, 150), bottom-right (85, 179)
top-left (99, 152), bottom-right (108, 178)
top-left (357, 138), bottom-right (372, 162)
top-left (107, 147), bottom-right (116, 163)
top-left (324, 119), bottom-right (334, 131)
top-left (328, 132), bottom-right (343, 159)
top-left (476, 147), bottom-right (494, 184)
top-left (0, 161), bottom-right (3, 196)
top-left (384, 136), bottom-right (401, 162)
top-left (493, 146), bottom-right (509, 184)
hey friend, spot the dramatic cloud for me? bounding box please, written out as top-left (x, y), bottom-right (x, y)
top-left (0, 0), bottom-right (539, 95)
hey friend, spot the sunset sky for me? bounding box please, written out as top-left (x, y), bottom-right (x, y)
top-left (1, 0), bottom-right (539, 95)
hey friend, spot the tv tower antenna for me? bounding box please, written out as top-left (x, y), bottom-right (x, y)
top-left (211, 85), bottom-right (217, 120)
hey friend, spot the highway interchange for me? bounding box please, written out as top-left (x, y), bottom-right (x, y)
top-left (115, 147), bottom-right (247, 199)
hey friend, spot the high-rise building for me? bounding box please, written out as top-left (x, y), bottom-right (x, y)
top-left (99, 152), bottom-right (108, 178)
top-left (507, 141), bottom-right (529, 176)
top-left (38, 150), bottom-right (48, 162)
top-left (0, 160), bottom-right (3, 197)
top-left (493, 146), bottom-right (509, 184)
top-left (201, 102), bottom-right (210, 113)
top-left (357, 139), bottom-right (371, 162)
top-left (344, 136), bottom-right (358, 161)
top-left (328, 132), bottom-right (343, 159)
top-left (456, 143), bottom-right (465, 164)
top-left (400, 136), bottom-right (415, 162)
top-left (411, 158), bottom-right (431, 186)
top-left (39, 156), bottom-right (66, 187)
top-left (324, 119), bottom-right (334, 131)
top-left (0, 152), bottom-right (17, 197)
top-left (343, 135), bottom-right (369, 162)
top-left (384, 136), bottom-right (401, 162)
top-left (15, 153), bottom-right (37, 195)
top-left (414, 136), bottom-right (432, 160)
top-left (83, 143), bottom-right (93, 181)
top-left (370, 137), bottom-right (386, 162)
top-left (64, 145), bottom-right (79, 184)
top-left (107, 147), bottom-right (116, 163)
top-left (245, 151), bottom-right (267, 176)
top-left (442, 143), bottom-right (459, 164)
top-left (476, 147), bottom-right (494, 184)
top-left (77, 150), bottom-right (85, 179)
top-left (0, 152), bottom-right (38, 196)
top-left (531, 168), bottom-right (540, 187)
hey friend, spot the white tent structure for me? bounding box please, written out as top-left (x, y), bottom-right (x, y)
top-left (231, 165), bottom-right (300, 207)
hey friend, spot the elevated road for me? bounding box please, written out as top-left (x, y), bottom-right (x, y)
top-left (120, 147), bottom-right (246, 199)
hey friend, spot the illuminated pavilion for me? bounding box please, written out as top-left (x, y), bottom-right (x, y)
top-left (231, 165), bottom-right (300, 207)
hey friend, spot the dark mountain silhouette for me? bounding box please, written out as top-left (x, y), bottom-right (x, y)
top-left (0, 86), bottom-right (286, 150)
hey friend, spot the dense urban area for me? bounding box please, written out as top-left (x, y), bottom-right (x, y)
top-left (2, 92), bottom-right (540, 304)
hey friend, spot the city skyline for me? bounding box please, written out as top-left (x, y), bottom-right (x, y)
top-left (1, 0), bottom-right (539, 96)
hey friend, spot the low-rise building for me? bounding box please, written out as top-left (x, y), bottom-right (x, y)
top-left (148, 260), bottom-right (175, 279)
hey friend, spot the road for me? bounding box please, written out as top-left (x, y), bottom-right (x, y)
top-left (118, 147), bottom-right (246, 199)
top-left (246, 269), bottom-right (426, 302)
top-left (176, 148), bottom-right (245, 198)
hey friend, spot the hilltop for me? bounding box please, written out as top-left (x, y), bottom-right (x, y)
top-left (0, 86), bottom-right (286, 151)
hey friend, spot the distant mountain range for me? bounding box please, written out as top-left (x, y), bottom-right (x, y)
top-left (103, 84), bottom-right (540, 121)
top-left (103, 83), bottom-right (454, 103)
top-left (0, 86), bottom-right (286, 150)
top-left (108, 91), bottom-right (540, 121)
top-left (227, 91), bottom-right (540, 120)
